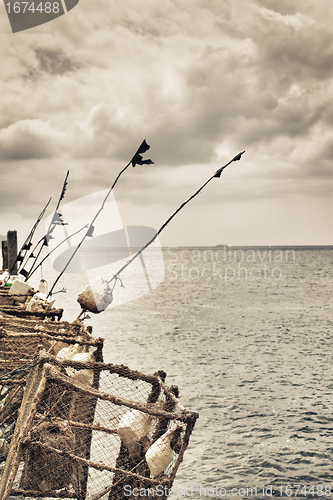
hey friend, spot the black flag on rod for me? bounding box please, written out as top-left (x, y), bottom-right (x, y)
top-left (107, 151), bottom-right (246, 291)
top-left (47, 140), bottom-right (154, 296)
top-left (86, 225), bottom-right (95, 237)
top-left (131, 155), bottom-right (154, 167)
top-left (131, 139), bottom-right (154, 167)
top-left (137, 139), bottom-right (150, 155)
top-left (214, 151), bottom-right (245, 178)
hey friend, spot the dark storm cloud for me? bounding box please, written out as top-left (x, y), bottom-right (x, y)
top-left (55, 0), bottom-right (333, 177)
top-left (0, 0), bottom-right (332, 244)
top-left (34, 47), bottom-right (79, 75)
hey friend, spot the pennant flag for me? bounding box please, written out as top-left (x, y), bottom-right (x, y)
top-left (16, 255), bottom-right (24, 262)
top-left (47, 225), bottom-right (55, 237)
top-left (59, 177), bottom-right (68, 202)
top-left (22, 243), bottom-right (32, 251)
top-left (137, 139), bottom-right (150, 155)
top-left (214, 151), bottom-right (245, 178)
top-left (232, 151), bottom-right (245, 162)
top-left (131, 155), bottom-right (154, 167)
top-left (131, 140), bottom-right (153, 167)
top-left (19, 269), bottom-right (29, 278)
top-left (51, 212), bottom-right (62, 224)
top-left (109, 152), bottom-right (246, 290)
top-left (214, 168), bottom-right (224, 179)
top-left (51, 211), bottom-right (67, 226)
top-left (86, 225), bottom-right (95, 237)
top-left (28, 253), bottom-right (36, 259)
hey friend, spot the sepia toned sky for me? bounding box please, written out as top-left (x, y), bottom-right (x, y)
top-left (0, 0), bottom-right (332, 246)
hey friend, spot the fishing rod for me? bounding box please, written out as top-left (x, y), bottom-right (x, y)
top-left (109, 151), bottom-right (245, 289)
top-left (27, 224), bottom-right (89, 280)
top-left (11, 197), bottom-right (52, 276)
top-left (22, 171), bottom-right (70, 281)
top-left (47, 140), bottom-right (154, 297)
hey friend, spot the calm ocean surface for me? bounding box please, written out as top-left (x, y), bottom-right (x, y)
top-left (31, 247), bottom-right (333, 499)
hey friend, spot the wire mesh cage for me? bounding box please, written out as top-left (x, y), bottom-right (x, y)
top-left (0, 305), bottom-right (64, 322)
top-left (0, 313), bottom-right (104, 485)
top-left (0, 279), bottom-right (63, 320)
top-left (0, 313), bottom-right (103, 371)
top-left (0, 353), bottom-right (198, 500)
top-left (0, 287), bottom-right (34, 307)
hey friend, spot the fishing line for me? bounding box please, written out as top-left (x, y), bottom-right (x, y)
top-left (47, 140), bottom-right (153, 297)
top-left (108, 151), bottom-right (245, 289)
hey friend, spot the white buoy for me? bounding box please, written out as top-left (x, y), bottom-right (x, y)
top-left (145, 428), bottom-right (175, 479)
top-left (0, 271), bottom-right (10, 286)
top-left (70, 351), bottom-right (95, 364)
top-left (56, 343), bottom-right (83, 362)
top-left (72, 369), bottom-right (94, 387)
top-left (38, 279), bottom-right (48, 295)
top-left (117, 409), bottom-right (153, 459)
top-left (77, 277), bottom-right (113, 313)
top-left (8, 279), bottom-right (32, 302)
top-left (56, 345), bottom-right (95, 385)
top-left (67, 351), bottom-right (95, 381)
top-left (26, 292), bottom-right (54, 312)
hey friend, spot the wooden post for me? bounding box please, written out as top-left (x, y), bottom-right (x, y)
top-left (2, 240), bottom-right (8, 270)
top-left (7, 231), bottom-right (17, 275)
top-left (0, 360), bottom-right (48, 500)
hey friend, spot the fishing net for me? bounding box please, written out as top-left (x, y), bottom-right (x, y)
top-left (0, 311), bottom-right (104, 489)
top-left (0, 292), bottom-right (197, 500)
top-left (0, 305), bottom-right (64, 321)
top-left (0, 353), bottom-right (198, 500)
top-left (0, 313), bottom-right (101, 371)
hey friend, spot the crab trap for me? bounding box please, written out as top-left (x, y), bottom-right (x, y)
top-left (0, 313), bottom-right (103, 371)
top-left (0, 313), bottom-right (104, 486)
top-left (0, 351), bottom-right (198, 500)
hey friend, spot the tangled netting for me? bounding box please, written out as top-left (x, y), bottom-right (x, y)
top-left (0, 310), bottom-right (198, 500)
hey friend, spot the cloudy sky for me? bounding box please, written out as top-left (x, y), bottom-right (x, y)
top-left (0, 0), bottom-right (332, 247)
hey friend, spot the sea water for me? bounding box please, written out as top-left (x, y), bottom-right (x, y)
top-left (32, 247), bottom-right (333, 498)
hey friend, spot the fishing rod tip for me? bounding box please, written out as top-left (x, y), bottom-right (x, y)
top-left (214, 150), bottom-right (245, 178)
top-left (232, 151), bottom-right (245, 162)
